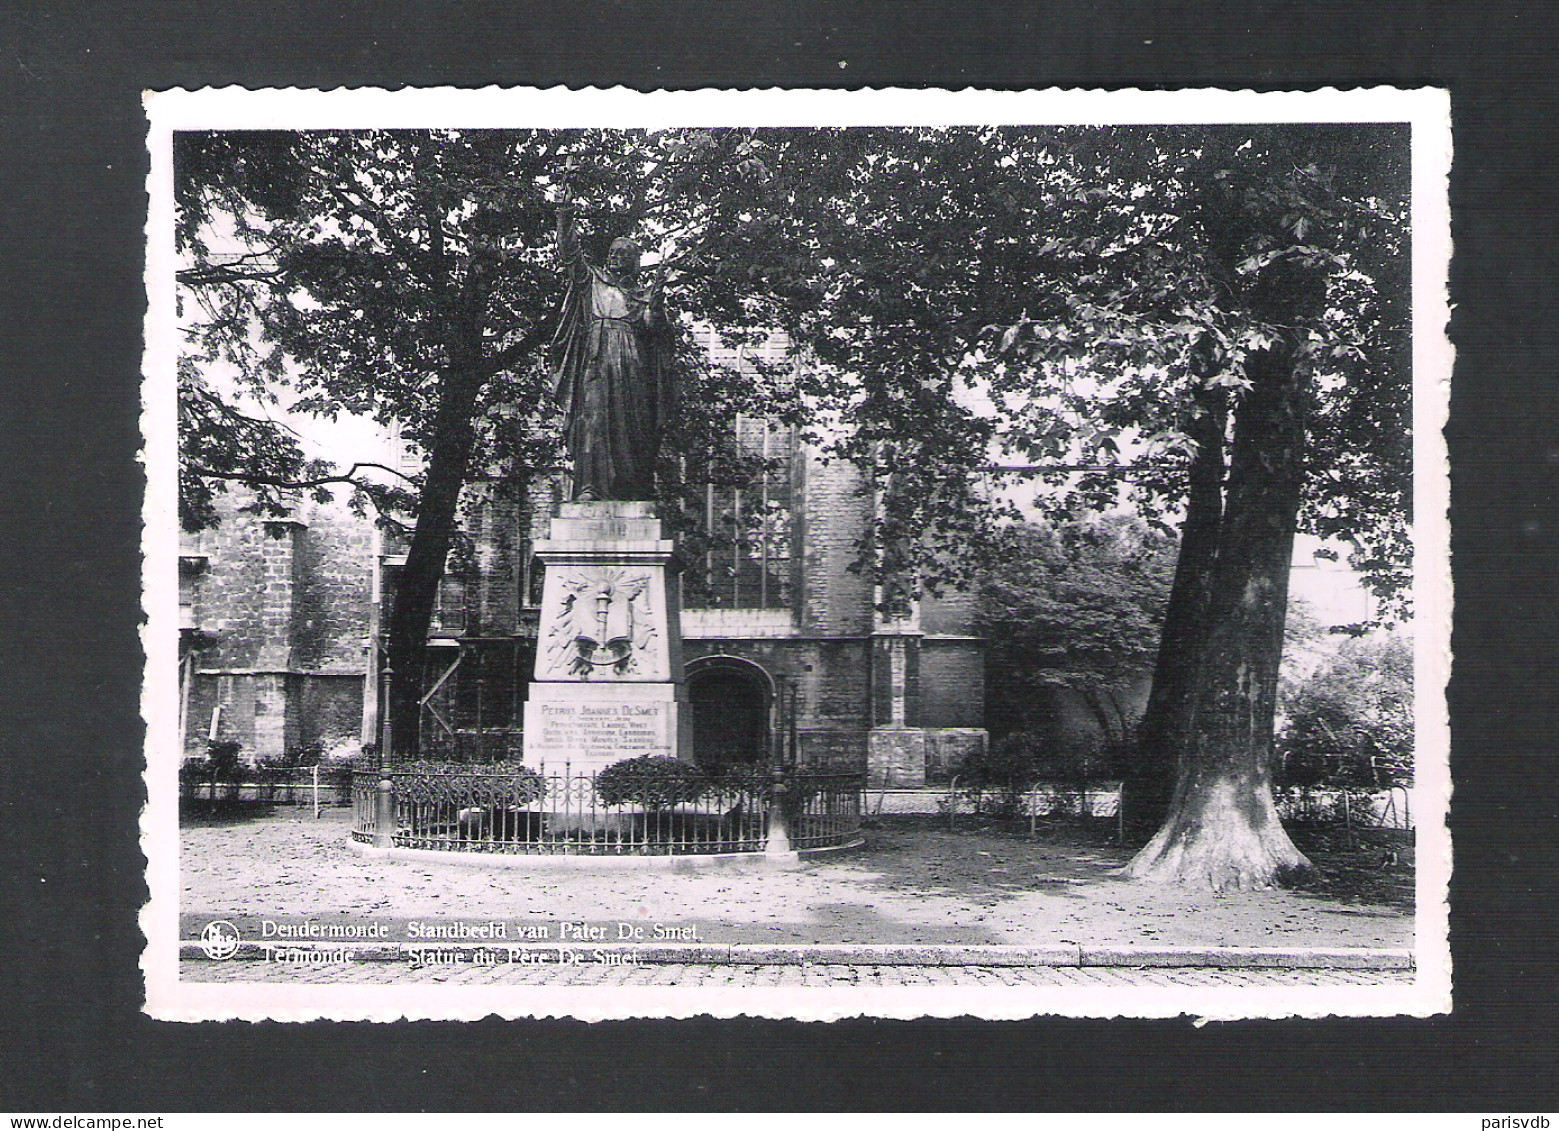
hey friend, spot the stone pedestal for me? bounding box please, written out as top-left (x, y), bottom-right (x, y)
top-left (522, 501), bottom-right (691, 775)
top-left (867, 726), bottom-right (928, 789)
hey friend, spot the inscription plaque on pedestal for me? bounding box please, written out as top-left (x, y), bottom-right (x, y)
top-left (522, 685), bottom-right (682, 772)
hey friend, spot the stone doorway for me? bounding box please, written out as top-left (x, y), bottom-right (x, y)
top-left (686, 658), bottom-right (772, 773)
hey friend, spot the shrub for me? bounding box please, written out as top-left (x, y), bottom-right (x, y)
top-left (289, 741), bottom-right (325, 767)
top-left (397, 760), bottom-right (547, 806)
top-left (705, 762), bottom-right (772, 792)
top-left (959, 734), bottom-right (1040, 790)
top-left (1033, 732), bottom-right (1122, 784)
top-left (253, 755), bottom-right (296, 800)
top-left (197, 740), bottom-right (244, 799)
top-left (1279, 633), bottom-right (1413, 792)
top-left (205, 740), bottom-right (244, 780)
top-left (957, 734), bottom-right (1041, 819)
top-left (704, 761), bottom-right (823, 818)
top-left (594, 755), bottom-right (708, 810)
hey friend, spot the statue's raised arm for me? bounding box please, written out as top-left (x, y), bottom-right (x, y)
top-left (555, 196), bottom-right (590, 282)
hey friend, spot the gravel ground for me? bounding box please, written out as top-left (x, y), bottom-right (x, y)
top-left (179, 809), bottom-right (1413, 950)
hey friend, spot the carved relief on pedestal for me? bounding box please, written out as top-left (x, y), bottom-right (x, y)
top-left (541, 567), bottom-right (660, 679)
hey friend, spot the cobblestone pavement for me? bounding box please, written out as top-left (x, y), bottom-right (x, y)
top-left (181, 960), bottom-right (1412, 987)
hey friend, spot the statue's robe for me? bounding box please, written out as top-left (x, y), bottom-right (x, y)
top-left (548, 219), bottom-right (674, 501)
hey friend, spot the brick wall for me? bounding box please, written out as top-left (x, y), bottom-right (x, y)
top-left (186, 513), bottom-right (270, 670)
top-left (180, 437), bottom-right (989, 773)
top-left (918, 641), bottom-right (985, 729)
top-left (296, 673), bottom-right (368, 750)
top-left (797, 451), bottom-right (874, 637)
top-left (292, 507), bottom-right (374, 672)
top-left (919, 584), bottom-right (979, 636)
top-left (182, 488), bottom-right (374, 760)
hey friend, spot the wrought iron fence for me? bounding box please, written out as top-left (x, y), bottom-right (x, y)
top-left (350, 773), bottom-right (380, 844)
top-left (1277, 784), bottom-right (1414, 830)
top-left (352, 764), bottom-right (863, 856)
top-left (784, 773), bottom-right (866, 850)
top-left (179, 762), bottom-right (359, 807)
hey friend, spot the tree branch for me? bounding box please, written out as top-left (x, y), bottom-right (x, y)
top-left (186, 461), bottom-right (420, 491)
top-left (316, 177), bottom-right (433, 275)
top-left (480, 323), bottom-right (552, 377)
top-left (177, 263), bottom-right (285, 288)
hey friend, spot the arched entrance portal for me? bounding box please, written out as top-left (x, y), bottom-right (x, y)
top-left (685, 658), bottom-right (772, 774)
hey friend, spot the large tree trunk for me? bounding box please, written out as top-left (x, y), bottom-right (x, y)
top-left (1125, 337), bottom-right (1313, 888)
top-left (384, 349), bottom-right (486, 762)
top-left (1126, 388), bottom-right (1226, 831)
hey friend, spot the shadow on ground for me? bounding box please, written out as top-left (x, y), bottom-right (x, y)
top-left (179, 800), bottom-right (310, 826)
top-left (1283, 825), bottom-right (1415, 912)
top-left (846, 815), bottom-right (1415, 912)
top-left (847, 817), bottom-right (1129, 906)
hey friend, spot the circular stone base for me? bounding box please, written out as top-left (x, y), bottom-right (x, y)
top-left (349, 837), bottom-right (864, 871)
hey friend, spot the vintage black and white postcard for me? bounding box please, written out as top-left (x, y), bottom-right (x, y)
top-left (141, 86), bottom-right (1452, 1021)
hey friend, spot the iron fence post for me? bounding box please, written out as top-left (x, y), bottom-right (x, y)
top-left (374, 777), bottom-right (395, 848)
top-left (379, 663), bottom-right (394, 765)
top-left (765, 770), bottom-right (792, 856)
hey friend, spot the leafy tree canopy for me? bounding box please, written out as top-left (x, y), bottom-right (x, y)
top-left (967, 125), bottom-right (1412, 617)
top-left (178, 125), bottom-right (1410, 618)
top-left (976, 515), bottom-right (1177, 729)
top-left (175, 128), bottom-right (802, 535)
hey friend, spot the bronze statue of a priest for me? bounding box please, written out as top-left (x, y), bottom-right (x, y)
top-left (548, 196), bottom-right (675, 502)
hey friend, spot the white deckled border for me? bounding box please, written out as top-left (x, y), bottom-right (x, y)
top-left (142, 85), bottom-right (1453, 1023)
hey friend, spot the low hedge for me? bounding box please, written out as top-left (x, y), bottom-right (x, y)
top-left (394, 760), bottom-right (548, 806)
top-left (594, 755), bottom-right (709, 809)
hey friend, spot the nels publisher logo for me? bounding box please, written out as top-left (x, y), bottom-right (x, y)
top-left (199, 920), bottom-right (241, 960)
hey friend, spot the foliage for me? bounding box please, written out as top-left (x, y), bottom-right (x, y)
top-left (1034, 732), bottom-right (1128, 785)
top-left (975, 516), bottom-right (1176, 740)
top-left (677, 128), bottom-right (1060, 602)
top-left (177, 362), bottom-right (338, 532)
top-left (959, 126), bottom-right (1410, 883)
top-left (177, 125), bottom-right (1411, 603)
top-left (204, 740), bottom-right (244, 781)
top-left (251, 740), bottom-right (325, 769)
top-left (958, 733), bottom-right (1041, 790)
top-left (175, 129), bottom-right (804, 527)
top-left (593, 755), bottom-right (708, 810)
top-left (177, 758), bottom-right (210, 789)
top-left (975, 125), bottom-right (1412, 616)
top-left (176, 126), bottom-right (1412, 804)
top-left (396, 760), bottom-right (547, 805)
top-left (955, 734), bottom-right (1041, 820)
top-left (176, 740), bottom-right (246, 802)
top-left (175, 129), bottom-right (812, 754)
top-left (957, 731), bottom-right (1123, 821)
top-left (669, 126), bottom-right (1409, 615)
top-left (704, 761), bottom-right (826, 819)
top-left (1278, 632), bottom-right (1414, 789)
top-left (704, 761), bottom-right (773, 792)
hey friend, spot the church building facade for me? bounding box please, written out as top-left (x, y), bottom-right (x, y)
top-left (178, 414), bottom-right (988, 790)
